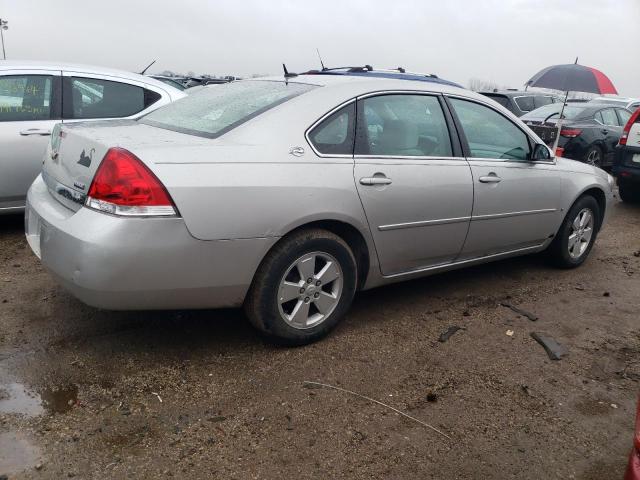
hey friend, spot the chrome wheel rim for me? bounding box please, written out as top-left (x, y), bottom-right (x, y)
top-left (586, 149), bottom-right (600, 166)
top-left (568, 208), bottom-right (594, 259)
top-left (277, 251), bottom-right (343, 330)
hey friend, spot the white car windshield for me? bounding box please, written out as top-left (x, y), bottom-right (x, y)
top-left (141, 80), bottom-right (317, 138)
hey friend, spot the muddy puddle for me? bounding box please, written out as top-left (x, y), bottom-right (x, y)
top-left (0, 431), bottom-right (42, 475)
top-left (0, 381), bottom-right (78, 416)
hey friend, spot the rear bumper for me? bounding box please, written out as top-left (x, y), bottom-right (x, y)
top-left (25, 174), bottom-right (278, 310)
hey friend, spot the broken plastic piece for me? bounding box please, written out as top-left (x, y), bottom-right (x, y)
top-left (530, 332), bottom-right (568, 360)
top-left (501, 303), bottom-right (538, 321)
top-left (438, 326), bottom-right (464, 343)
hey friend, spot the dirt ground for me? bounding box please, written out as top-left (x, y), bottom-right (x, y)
top-left (0, 197), bottom-right (639, 480)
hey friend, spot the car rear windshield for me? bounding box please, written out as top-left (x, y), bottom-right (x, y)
top-left (483, 94), bottom-right (510, 108)
top-left (521, 103), bottom-right (586, 121)
top-left (141, 80), bottom-right (317, 138)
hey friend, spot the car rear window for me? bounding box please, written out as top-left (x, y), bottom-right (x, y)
top-left (521, 103), bottom-right (586, 121)
top-left (141, 80), bottom-right (317, 138)
top-left (482, 94), bottom-right (510, 108)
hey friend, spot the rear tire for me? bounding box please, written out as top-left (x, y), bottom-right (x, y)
top-left (618, 182), bottom-right (640, 203)
top-left (548, 195), bottom-right (600, 268)
top-left (244, 229), bottom-right (357, 346)
top-left (584, 145), bottom-right (603, 167)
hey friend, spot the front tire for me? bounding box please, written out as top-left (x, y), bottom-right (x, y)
top-left (548, 195), bottom-right (600, 268)
top-left (244, 229), bottom-right (357, 345)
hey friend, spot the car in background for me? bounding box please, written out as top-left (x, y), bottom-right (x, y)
top-left (590, 96), bottom-right (640, 112)
top-left (25, 69), bottom-right (613, 345)
top-left (614, 107), bottom-right (640, 203)
top-left (521, 102), bottom-right (632, 167)
top-left (0, 61), bottom-right (186, 214)
top-left (479, 89), bottom-right (561, 117)
top-left (148, 75), bottom-right (187, 91)
top-left (626, 398), bottom-right (640, 480)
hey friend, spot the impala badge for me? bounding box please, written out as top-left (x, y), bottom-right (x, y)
top-left (289, 146), bottom-right (305, 157)
top-left (78, 148), bottom-right (95, 167)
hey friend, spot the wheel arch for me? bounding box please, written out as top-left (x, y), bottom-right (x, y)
top-left (268, 218), bottom-right (375, 291)
top-left (569, 186), bottom-right (607, 229)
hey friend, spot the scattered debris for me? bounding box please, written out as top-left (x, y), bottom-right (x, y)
top-left (575, 285), bottom-right (585, 291)
top-left (302, 381), bottom-right (451, 440)
top-left (603, 291), bottom-right (610, 297)
top-left (426, 392), bottom-right (438, 403)
top-left (500, 303), bottom-right (538, 321)
top-left (633, 251), bottom-right (640, 257)
top-left (506, 330), bottom-right (514, 337)
top-left (438, 326), bottom-right (465, 343)
top-left (151, 392), bottom-right (162, 403)
top-left (611, 403), bottom-right (618, 409)
top-left (462, 310), bottom-right (470, 317)
top-left (530, 332), bottom-right (569, 360)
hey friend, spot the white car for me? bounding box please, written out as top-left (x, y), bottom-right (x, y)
top-left (0, 61), bottom-right (186, 214)
top-left (589, 96), bottom-right (640, 112)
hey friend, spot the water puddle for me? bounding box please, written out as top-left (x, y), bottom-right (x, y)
top-left (0, 382), bottom-right (78, 416)
top-left (0, 431), bottom-right (42, 474)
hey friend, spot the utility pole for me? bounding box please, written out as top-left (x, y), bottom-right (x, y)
top-left (0, 19), bottom-right (8, 60)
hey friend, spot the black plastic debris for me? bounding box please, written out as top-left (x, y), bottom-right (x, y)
top-left (500, 302), bottom-right (538, 321)
top-left (438, 326), bottom-right (464, 343)
top-left (530, 332), bottom-right (568, 360)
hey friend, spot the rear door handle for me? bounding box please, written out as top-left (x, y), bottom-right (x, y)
top-left (479, 174), bottom-right (502, 183)
top-left (20, 129), bottom-right (51, 136)
top-left (360, 177), bottom-right (392, 186)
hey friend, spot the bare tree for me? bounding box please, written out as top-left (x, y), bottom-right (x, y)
top-left (468, 78), bottom-right (503, 92)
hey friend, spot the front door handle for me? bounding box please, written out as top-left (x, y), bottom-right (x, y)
top-left (360, 176), bottom-right (392, 186)
top-left (479, 174), bottom-right (502, 183)
top-left (20, 129), bottom-right (52, 136)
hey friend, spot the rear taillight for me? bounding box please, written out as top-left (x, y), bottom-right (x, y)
top-left (560, 128), bottom-right (582, 138)
top-left (555, 147), bottom-right (565, 157)
top-left (620, 108), bottom-right (640, 146)
top-left (86, 147), bottom-right (177, 217)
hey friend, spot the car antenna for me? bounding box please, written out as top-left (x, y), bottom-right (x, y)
top-left (140, 60), bottom-right (156, 75)
top-left (316, 48), bottom-right (327, 71)
top-left (283, 63), bottom-right (298, 84)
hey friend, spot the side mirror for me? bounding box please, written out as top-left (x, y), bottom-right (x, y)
top-left (531, 143), bottom-right (552, 161)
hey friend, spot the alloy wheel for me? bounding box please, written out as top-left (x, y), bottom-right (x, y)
top-left (568, 208), bottom-right (594, 259)
top-left (277, 251), bottom-right (343, 329)
top-left (586, 149), bottom-right (601, 166)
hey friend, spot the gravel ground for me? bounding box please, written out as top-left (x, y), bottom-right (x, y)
top-left (0, 198), bottom-right (639, 480)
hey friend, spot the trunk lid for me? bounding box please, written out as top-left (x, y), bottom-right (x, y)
top-left (42, 120), bottom-right (208, 212)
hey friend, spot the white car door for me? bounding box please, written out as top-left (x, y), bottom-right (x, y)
top-left (0, 69), bottom-right (61, 212)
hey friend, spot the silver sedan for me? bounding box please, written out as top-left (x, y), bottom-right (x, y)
top-left (25, 70), bottom-right (614, 344)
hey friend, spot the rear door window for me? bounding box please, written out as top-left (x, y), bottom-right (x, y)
top-left (63, 77), bottom-right (161, 119)
top-left (355, 94), bottom-right (453, 157)
top-left (308, 103), bottom-right (355, 155)
top-left (450, 97), bottom-right (531, 160)
top-left (616, 108), bottom-right (632, 126)
top-left (598, 108), bottom-right (619, 126)
top-left (0, 75), bottom-right (54, 121)
top-left (533, 96), bottom-right (555, 108)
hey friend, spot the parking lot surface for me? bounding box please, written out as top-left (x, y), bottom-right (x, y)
top-left (1, 198), bottom-right (639, 479)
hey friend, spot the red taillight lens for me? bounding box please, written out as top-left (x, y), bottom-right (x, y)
top-left (555, 147), bottom-right (564, 157)
top-left (560, 128), bottom-right (582, 138)
top-left (620, 108), bottom-right (640, 146)
top-left (86, 147), bottom-right (177, 216)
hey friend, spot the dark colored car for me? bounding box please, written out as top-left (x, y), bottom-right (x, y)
top-left (613, 107), bottom-right (640, 203)
top-left (625, 398), bottom-right (640, 480)
top-left (480, 89), bottom-right (560, 117)
top-left (148, 75), bottom-right (187, 91)
top-left (521, 103), bottom-right (633, 167)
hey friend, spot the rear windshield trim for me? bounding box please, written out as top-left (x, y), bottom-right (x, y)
top-left (140, 80), bottom-right (318, 139)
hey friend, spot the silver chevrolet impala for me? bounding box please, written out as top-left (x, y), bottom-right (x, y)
top-left (25, 68), bottom-right (614, 344)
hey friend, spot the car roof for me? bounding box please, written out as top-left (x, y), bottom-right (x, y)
top-left (0, 60), bottom-right (184, 93)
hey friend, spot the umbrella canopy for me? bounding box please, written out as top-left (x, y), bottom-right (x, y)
top-left (527, 63), bottom-right (617, 95)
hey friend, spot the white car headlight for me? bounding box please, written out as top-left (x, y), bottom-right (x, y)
top-left (607, 173), bottom-right (615, 191)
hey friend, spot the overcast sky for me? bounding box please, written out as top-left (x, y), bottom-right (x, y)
top-left (1, 0), bottom-right (638, 96)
